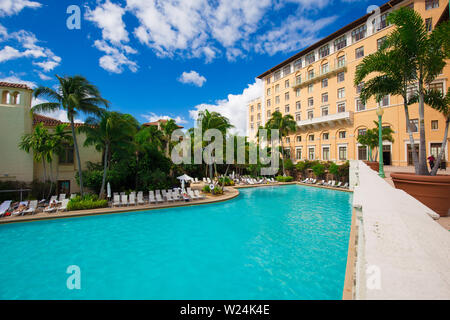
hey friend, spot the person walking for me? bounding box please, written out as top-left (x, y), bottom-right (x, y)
top-left (427, 154), bottom-right (436, 170)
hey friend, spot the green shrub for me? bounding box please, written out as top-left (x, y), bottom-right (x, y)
top-left (202, 185), bottom-right (211, 193)
top-left (312, 162), bottom-right (326, 179)
top-left (212, 186), bottom-right (223, 195)
top-left (275, 175), bottom-right (293, 182)
top-left (67, 194), bottom-right (108, 211)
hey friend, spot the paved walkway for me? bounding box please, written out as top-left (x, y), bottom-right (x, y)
top-left (383, 165), bottom-right (450, 230)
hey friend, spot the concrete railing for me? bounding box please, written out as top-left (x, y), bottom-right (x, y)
top-left (350, 160), bottom-right (450, 299)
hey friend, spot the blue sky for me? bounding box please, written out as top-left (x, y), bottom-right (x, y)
top-left (0, 0), bottom-right (386, 134)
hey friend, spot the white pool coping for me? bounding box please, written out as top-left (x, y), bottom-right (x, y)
top-left (351, 160), bottom-right (450, 299)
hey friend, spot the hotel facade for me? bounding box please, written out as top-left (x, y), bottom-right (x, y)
top-left (248, 0), bottom-right (449, 167)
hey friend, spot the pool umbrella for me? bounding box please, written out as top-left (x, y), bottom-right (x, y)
top-left (177, 174), bottom-right (193, 192)
top-left (107, 182), bottom-right (111, 199)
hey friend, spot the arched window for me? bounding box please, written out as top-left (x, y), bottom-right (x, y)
top-left (1, 91), bottom-right (10, 104)
top-left (12, 91), bottom-right (20, 105)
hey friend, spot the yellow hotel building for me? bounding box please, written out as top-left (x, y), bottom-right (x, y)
top-left (249, 0), bottom-right (449, 167)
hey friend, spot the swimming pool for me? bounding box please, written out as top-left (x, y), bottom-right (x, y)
top-left (0, 185), bottom-right (352, 299)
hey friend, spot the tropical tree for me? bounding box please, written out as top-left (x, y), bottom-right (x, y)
top-left (266, 111), bottom-right (297, 176)
top-left (78, 111), bottom-right (137, 199)
top-left (357, 121), bottom-right (395, 161)
top-left (160, 119), bottom-right (180, 158)
top-left (32, 75), bottom-right (109, 195)
top-left (355, 7), bottom-right (449, 175)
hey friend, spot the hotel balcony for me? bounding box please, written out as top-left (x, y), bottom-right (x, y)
top-left (297, 111), bottom-right (354, 130)
top-left (293, 61), bottom-right (347, 89)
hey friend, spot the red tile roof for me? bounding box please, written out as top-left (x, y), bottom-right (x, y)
top-left (0, 82), bottom-right (33, 90)
top-left (33, 114), bottom-right (85, 128)
top-left (142, 119), bottom-right (183, 129)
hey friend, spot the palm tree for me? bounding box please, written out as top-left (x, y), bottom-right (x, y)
top-left (47, 123), bottom-right (72, 197)
top-left (266, 111), bottom-right (297, 176)
top-left (79, 111), bottom-right (137, 198)
top-left (32, 75), bottom-right (109, 195)
top-left (356, 7), bottom-right (449, 175)
top-left (160, 119), bottom-right (180, 158)
top-left (357, 121), bottom-right (395, 161)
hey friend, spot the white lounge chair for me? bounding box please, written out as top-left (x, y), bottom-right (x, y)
top-left (23, 200), bottom-right (38, 215)
top-left (70, 194), bottom-right (77, 199)
top-left (165, 190), bottom-right (174, 202)
top-left (129, 193), bottom-right (136, 206)
top-left (44, 204), bottom-right (57, 213)
top-left (57, 199), bottom-right (69, 212)
top-left (341, 182), bottom-right (349, 189)
top-left (0, 201), bottom-right (12, 217)
top-left (49, 195), bottom-right (58, 203)
top-left (121, 194), bottom-right (129, 206)
top-left (149, 191), bottom-right (156, 204)
top-left (113, 195), bottom-right (121, 207)
top-left (336, 181), bottom-right (342, 188)
top-left (137, 192), bottom-right (145, 205)
top-left (155, 190), bottom-right (164, 203)
top-left (59, 194), bottom-right (66, 202)
top-left (207, 178), bottom-right (212, 184)
top-left (301, 178), bottom-right (309, 183)
top-left (188, 190), bottom-right (199, 200)
top-left (194, 190), bottom-right (205, 199)
top-left (11, 201), bottom-right (28, 216)
top-left (325, 180), bottom-right (332, 186)
top-left (329, 180), bottom-right (336, 187)
top-left (194, 178), bottom-right (199, 183)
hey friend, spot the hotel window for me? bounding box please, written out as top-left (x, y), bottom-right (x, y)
top-left (296, 75), bottom-right (301, 85)
top-left (250, 115), bottom-right (254, 122)
top-left (275, 96), bottom-right (280, 104)
top-left (257, 103), bottom-right (261, 110)
top-left (337, 87), bottom-right (345, 99)
top-left (284, 148), bottom-right (291, 159)
top-left (358, 128), bottom-right (367, 136)
top-left (283, 65), bottom-right (291, 76)
top-left (308, 84), bottom-right (313, 93)
top-left (296, 135), bottom-right (302, 143)
top-left (257, 122), bottom-right (260, 128)
top-left (267, 88), bottom-right (271, 96)
top-left (339, 146), bottom-right (347, 160)
top-left (295, 113), bottom-right (301, 121)
top-left (296, 101), bottom-right (301, 110)
top-left (430, 143), bottom-right (445, 160)
top-left (379, 95), bottom-right (389, 107)
top-left (285, 92), bottom-right (290, 101)
top-left (431, 120), bottom-right (438, 130)
top-left (323, 133), bottom-right (329, 140)
top-left (285, 105), bottom-right (290, 113)
top-left (308, 134), bottom-right (314, 141)
top-left (308, 69), bottom-right (315, 80)
top-left (308, 97), bottom-right (314, 107)
top-left (274, 70), bottom-right (281, 81)
top-left (250, 123), bottom-right (254, 130)
top-left (275, 84), bottom-right (280, 93)
top-left (356, 82), bottom-right (364, 94)
top-left (337, 55), bottom-right (346, 67)
top-left (275, 107), bottom-right (280, 112)
top-left (339, 131), bottom-right (347, 139)
top-left (295, 88), bottom-right (301, 97)
top-left (373, 13), bottom-right (388, 32)
top-left (377, 36), bottom-right (386, 50)
top-left (337, 102), bottom-right (346, 113)
top-left (59, 144), bottom-right (74, 164)
top-left (308, 147), bottom-right (315, 160)
top-left (266, 77), bottom-right (271, 84)
top-left (294, 59), bottom-right (302, 70)
top-left (267, 99), bottom-right (271, 107)
top-left (321, 106), bottom-right (329, 116)
top-left (358, 146), bottom-right (368, 161)
top-left (426, 18), bottom-right (432, 32)
top-left (319, 44), bottom-right (330, 58)
top-left (267, 110), bottom-right (271, 117)
top-left (322, 147), bottom-right (330, 161)
top-left (356, 98), bottom-right (366, 111)
top-left (337, 71), bottom-right (345, 83)
top-left (355, 46), bottom-right (364, 59)
top-left (321, 63), bottom-right (329, 74)
top-left (250, 106), bottom-right (254, 112)
top-left (305, 52), bottom-right (315, 65)
top-left (307, 110), bottom-right (314, 120)
top-left (351, 25), bottom-right (367, 42)
top-left (429, 82), bottom-right (443, 93)
top-left (322, 92), bottom-right (328, 103)
top-left (257, 113), bottom-right (261, 120)
top-left (322, 78), bottom-right (328, 88)
top-left (334, 35), bottom-right (347, 51)
top-left (286, 137), bottom-right (290, 144)
top-left (426, 0), bottom-right (439, 10)
top-left (285, 79), bottom-right (290, 88)
top-left (296, 148), bottom-right (302, 159)
top-left (408, 119), bottom-right (419, 132)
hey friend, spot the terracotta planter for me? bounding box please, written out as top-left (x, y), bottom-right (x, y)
top-left (364, 161), bottom-right (379, 171)
top-left (391, 172), bottom-right (450, 217)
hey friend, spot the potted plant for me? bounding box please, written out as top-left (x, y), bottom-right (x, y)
top-left (355, 7), bottom-right (450, 216)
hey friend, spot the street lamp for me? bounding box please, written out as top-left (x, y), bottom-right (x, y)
top-left (376, 106), bottom-right (385, 178)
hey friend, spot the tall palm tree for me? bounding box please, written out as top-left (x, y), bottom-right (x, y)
top-left (160, 119), bottom-right (180, 158)
top-left (47, 123), bottom-right (72, 197)
top-left (32, 75), bottom-right (109, 195)
top-left (266, 111), bottom-right (297, 176)
top-left (79, 111), bottom-right (137, 198)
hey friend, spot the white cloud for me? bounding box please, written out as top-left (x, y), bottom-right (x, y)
top-left (177, 71), bottom-right (206, 87)
top-left (189, 78), bottom-right (263, 135)
top-left (0, 75), bottom-right (36, 89)
top-left (37, 71), bottom-right (52, 81)
top-left (0, 0), bottom-right (41, 17)
top-left (94, 40), bottom-right (137, 73)
top-left (0, 46), bottom-right (22, 62)
top-left (141, 112), bottom-right (188, 125)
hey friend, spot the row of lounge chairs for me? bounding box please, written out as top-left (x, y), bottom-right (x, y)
top-left (301, 178), bottom-right (349, 189)
top-left (0, 198), bottom-right (69, 218)
top-left (112, 188), bottom-right (206, 207)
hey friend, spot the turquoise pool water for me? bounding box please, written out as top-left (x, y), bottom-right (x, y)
top-left (0, 185), bottom-right (352, 299)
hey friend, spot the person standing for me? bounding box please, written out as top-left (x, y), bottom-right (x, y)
top-left (427, 154), bottom-right (436, 170)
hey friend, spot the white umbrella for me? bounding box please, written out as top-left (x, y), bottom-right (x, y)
top-left (177, 174), bottom-right (193, 192)
top-left (107, 182), bottom-right (111, 199)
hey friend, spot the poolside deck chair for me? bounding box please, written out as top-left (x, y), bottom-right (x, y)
top-left (12, 201), bottom-right (28, 216)
top-left (194, 178), bottom-right (199, 183)
top-left (121, 194), bottom-right (129, 206)
top-left (129, 193), bottom-right (136, 206)
top-left (137, 192), bottom-right (145, 205)
top-left (188, 190), bottom-right (199, 200)
top-left (43, 204), bottom-right (57, 213)
top-left (170, 190), bottom-right (180, 201)
top-left (0, 201), bottom-right (12, 217)
top-left (194, 190), bottom-right (205, 199)
top-left (59, 194), bottom-right (66, 202)
top-left (336, 182), bottom-right (342, 188)
top-left (310, 179), bottom-right (317, 184)
top-left (57, 199), bottom-right (69, 212)
top-left (325, 180), bottom-right (332, 186)
top-left (166, 190), bottom-right (174, 202)
top-left (341, 182), bottom-right (349, 189)
top-left (155, 190), bottom-right (164, 203)
top-left (330, 180), bottom-right (336, 187)
top-left (149, 191), bottom-right (156, 204)
top-left (203, 177), bottom-right (207, 183)
top-left (301, 178), bottom-right (309, 183)
top-left (207, 178), bottom-right (212, 184)
top-left (23, 200), bottom-right (38, 215)
top-left (49, 195), bottom-right (58, 203)
top-left (113, 195), bottom-right (121, 207)
top-left (70, 194), bottom-right (77, 199)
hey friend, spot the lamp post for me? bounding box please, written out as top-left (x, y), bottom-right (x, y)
top-left (376, 106), bottom-right (385, 178)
